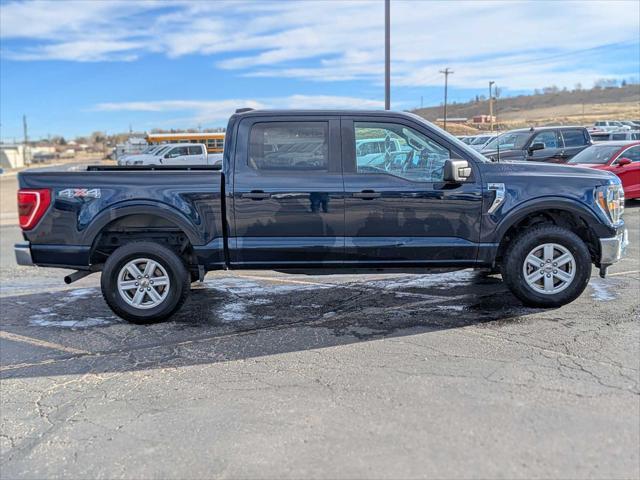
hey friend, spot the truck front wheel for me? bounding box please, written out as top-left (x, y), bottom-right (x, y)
top-left (101, 242), bottom-right (190, 323)
top-left (501, 225), bottom-right (591, 308)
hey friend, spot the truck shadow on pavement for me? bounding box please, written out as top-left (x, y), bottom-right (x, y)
top-left (1, 270), bottom-right (542, 380)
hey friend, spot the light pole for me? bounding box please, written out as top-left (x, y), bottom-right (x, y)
top-left (385, 0), bottom-right (390, 110)
top-left (439, 68), bottom-right (453, 131)
top-left (489, 81), bottom-right (495, 132)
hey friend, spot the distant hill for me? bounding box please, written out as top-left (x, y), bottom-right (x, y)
top-left (412, 84), bottom-right (640, 132)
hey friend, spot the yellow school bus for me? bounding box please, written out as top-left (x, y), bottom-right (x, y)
top-left (146, 132), bottom-right (225, 153)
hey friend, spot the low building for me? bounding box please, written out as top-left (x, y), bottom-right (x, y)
top-left (472, 115), bottom-right (496, 124)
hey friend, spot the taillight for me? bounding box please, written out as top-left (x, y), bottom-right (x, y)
top-left (18, 189), bottom-right (51, 230)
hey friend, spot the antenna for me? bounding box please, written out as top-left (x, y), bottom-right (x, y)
top-left (494, 83), bottom-right (501, 162)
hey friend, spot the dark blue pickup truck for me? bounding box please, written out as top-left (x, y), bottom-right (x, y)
top-left (15, 110), bottom-right (628, 323)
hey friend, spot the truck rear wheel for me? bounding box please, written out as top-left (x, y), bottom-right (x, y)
top-left (501, 225), bottom-right (591, 308)
top-left (101, 242), bottom-right (190, 323)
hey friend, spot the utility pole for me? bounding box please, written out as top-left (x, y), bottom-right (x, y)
top-left (439, 68), bottom-right (453, 131)
top-left (494, 83), bottom-right (499, 130)
top-left (489, 81), bottom-right (495, 132)
top-left (22, 114), bottom-right (29, 165)
top-left (384, 0), bottom-right (390, 110)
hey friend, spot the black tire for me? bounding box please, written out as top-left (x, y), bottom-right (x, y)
top-left (501, 225), bottom-right (591, 308)
top-left (101, 242), bottom-right (190, 324)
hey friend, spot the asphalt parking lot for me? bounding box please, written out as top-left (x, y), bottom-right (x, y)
top-left (1, 170), bottom-right (639, 479)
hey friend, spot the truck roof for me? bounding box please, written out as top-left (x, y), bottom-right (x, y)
top-left (232, 109), bottom-right (425, 121)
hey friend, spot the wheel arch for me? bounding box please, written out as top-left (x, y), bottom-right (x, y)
top-left (495, 197), bottom-right (603, 264)
top-left (81, 201), bottom-right (203, 246)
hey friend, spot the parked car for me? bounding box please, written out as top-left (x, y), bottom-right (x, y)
top-left (620, 121), bottom-right (640, 129)
top-left (123, 143), bottom-right (215, 166)
top-left (608, 131), bottom-right (640, 141)
top-left (568, 141), bottom-right (640, 199)
top-left (457, 136), bottom-right (475, 145)
top-left (590, 131), bottom-right (640, 142)
top-left (468, 133), bottom-right (498, 151)
top-left (15, 109), bottom-right (627, 323)
top-left (594, 121), bottom-right (631, 132)
top-left (481, 126), bottom-right (591, 163)
top-left (590, 131), bottom-right (614, 143)
top-left (118, 145), bottom-right (165, 164)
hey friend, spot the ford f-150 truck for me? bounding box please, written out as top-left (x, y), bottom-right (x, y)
top-left (15, 109), bottom-right (628, 323)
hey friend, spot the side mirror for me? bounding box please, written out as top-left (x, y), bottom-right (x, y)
top-left (528, 142), bottom-right (545, 153)
top-left (443, 158), bottom-right (471, 182)
top-left (617, 157), bottom-right (632, 166)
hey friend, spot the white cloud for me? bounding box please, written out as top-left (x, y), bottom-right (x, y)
top-left (2, 0), bottom-right (638, 90)
top-left (94, 95), bottom-right (385, 124)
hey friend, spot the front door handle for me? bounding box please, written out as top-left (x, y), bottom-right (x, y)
top-left (353, 190), bottom-right (381, 200)
top-left (242, 190), bottom-right (271, 200)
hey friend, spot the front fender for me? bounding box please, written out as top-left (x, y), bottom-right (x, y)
top-left (493, 196), bottom-right (614, 241)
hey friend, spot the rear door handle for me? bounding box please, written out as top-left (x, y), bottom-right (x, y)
top-left (242, 190), bottom-right (271, 200)
top-left (353, 190), bottom-right (381, 200)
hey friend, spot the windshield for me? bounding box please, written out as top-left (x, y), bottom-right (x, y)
top-left (568, 145), bottom-right (620, 164)
top-left (483, 132), bottom-right (530, 151)
top-left (470, 135), bottom-right (491, 145)
top-left (153, 146), bottom-right (170, 156)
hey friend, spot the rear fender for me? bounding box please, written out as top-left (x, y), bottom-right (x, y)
top-left (80, 201), bottom-right (203, 246)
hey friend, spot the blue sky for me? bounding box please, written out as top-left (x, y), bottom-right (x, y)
top-left (1, 0), bottom-right (638, 141)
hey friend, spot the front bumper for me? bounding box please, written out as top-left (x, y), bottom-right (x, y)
top-left (599, 228), bottom-right (629, 266)
top-left (14, 242), bottom-right (34, 266)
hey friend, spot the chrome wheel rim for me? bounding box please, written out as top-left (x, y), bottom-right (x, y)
top-left (117, 258), bottom-right (170, 309)
top-left (523, 243), bottom-right (576, 295)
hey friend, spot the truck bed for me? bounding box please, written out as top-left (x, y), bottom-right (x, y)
top-left (18, 166), bottom-right (225, 269)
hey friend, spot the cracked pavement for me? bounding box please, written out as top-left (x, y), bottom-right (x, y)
top-left (1, 170), bottom-right (639, 479)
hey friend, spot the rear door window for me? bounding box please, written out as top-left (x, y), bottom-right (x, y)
top-left (561, 129), bottom-right (589, 147)
top-left (188, 146), bottom-right (203, 155)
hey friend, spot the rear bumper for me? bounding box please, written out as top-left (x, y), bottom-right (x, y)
top-left (14, 242), bottom-right (33, 266)
top-left (599, 228), bottom-right (629, 266)
top-left (14, 242), bottom-right (91, 269)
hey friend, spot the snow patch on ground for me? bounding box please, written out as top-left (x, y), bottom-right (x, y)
top-left (590, 280), bottom-right (616, 301)
top-left (29, 315), bottom-right (118, 329)
top-left (365, 270), bottom-right (475, 290)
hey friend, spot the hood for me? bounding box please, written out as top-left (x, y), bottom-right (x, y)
top-left (569, 163), bottom-right (611, 171)
top-left (480, 159), bottom-right (617, 185)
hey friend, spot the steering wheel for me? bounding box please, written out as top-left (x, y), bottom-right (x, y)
top-left (401, 149), bottom-right (415, 173)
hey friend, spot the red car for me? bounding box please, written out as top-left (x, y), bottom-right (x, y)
top-left (568, 141), bottom-right (640, 199)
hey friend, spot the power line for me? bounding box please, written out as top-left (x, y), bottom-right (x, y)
top-left (439, 68), bottom-right (453, 131)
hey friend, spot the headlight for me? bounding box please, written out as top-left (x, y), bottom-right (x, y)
top-left (595, 183), bottom-right (624, 225)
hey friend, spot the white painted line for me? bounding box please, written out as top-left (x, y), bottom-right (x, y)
top-left (607, 270), bottom-right (640, 277)
top-left (0, 331), bottom-right (90, 355)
